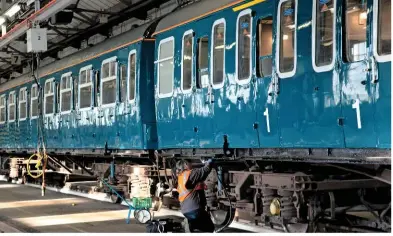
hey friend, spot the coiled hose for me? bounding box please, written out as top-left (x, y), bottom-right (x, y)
top-left (26, 152), bottom-right (48, 196)
top-left (213, 166), bottom-right (233, 233)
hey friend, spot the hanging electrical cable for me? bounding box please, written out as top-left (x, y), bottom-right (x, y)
top-left (26, 50), bottom-right (49, 197)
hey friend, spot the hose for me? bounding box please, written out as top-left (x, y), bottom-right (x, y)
top-left (380, 203), bottom-right (391, 224)
top-left (26, 153), bottom-right (46, 179)
top-left (26, 152), bottom-right (48, 196)
top-left (213, 166), bottom-right (233, 233)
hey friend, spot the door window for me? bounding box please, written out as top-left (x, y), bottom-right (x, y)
top-left (237, 10), bottom-right (252, 82)
top-left (344, 0), bottom-right (367, 62)
top-left (257, 16), bottom-right (273, 77)
top-left (278, 0), bottom-right (297, 76)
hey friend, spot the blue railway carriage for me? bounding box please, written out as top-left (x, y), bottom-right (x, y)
top-left (0, 25), bottom-right (158, 155)
top-left (153, 0), bottom-right (391, 163)
top-left (0, 0), bottom-right (390, 232)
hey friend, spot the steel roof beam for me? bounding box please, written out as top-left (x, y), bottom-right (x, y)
top-left (72, 7), bottom-right (115, 15)
top-left (7, 45), bottom-right (28, 57)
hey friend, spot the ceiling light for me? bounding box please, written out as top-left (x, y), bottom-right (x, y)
top-left (359, 12), bottom-right (367, 20)
top-left (283, 34), bottom-right (289, 40)
top-left (287, 24), bottom-right (296, 29)
top-left (0, 17), bottom-right (5, 25)
top-left (4, 4), bottom-right (21, 18)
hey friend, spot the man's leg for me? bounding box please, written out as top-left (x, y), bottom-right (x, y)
top-left (192, 210), bottom-right (215, 232)
top-left (183, 210), bottom-right (198, 232)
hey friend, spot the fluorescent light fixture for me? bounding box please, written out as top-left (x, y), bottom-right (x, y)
top-left (359, 11), bottom-right (367, 25)
top-left (359, 12), bottom-right (367, 20)
top-left (0, 17), bottom-right (5, 25)
top-left (5, 4), bottom-right (21, 18)
top-left (287, 24), bottom-right (296, 29)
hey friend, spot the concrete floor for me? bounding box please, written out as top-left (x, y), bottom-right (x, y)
top-left (0, 182), bottom-right (270, 233)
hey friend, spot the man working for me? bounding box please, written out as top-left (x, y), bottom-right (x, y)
top-left (176, 159), bottom-right (215, 233)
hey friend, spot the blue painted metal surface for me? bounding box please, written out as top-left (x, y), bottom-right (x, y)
top-left (0, 0), bottom-right (390, 156)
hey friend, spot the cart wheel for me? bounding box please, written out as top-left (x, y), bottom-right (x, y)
top-left (134, 209), bottom-right (151, 224)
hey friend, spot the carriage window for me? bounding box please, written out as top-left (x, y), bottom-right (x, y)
top-left (182, 32), bottom-right (193, 91)
top-left (0, 95), bottom-right (5, 123)
top-left (197, 37), bottom-right (209, 88)
top-left (8, 92), bottom-right (15, 122)
top-left (212, 21), bottom-right (225, 86)
top-left (73, 77), bottom-right (78, 110)
top-left (19, 88), bottom-right (27, 120)
top-left (31, 85), bottom-right (39, 118)
top-left (60, 73), bottom-right (72, 112)
top-left (314, 0), bottom-right (335, 67)
top-left (344, 0), bottom-right (367, 62)
top-left (0, 95), bottom-right (7, 124)
top-left (129, 52), bottom-right (136, 101)
top-left (158, 38), bottom-right (174, 96)
top-left (377, 0), bottom-right (391, 56)
top-left (101, 58), bottom-right (117, 105)
top-left (237, 11), bottom-right (252, 81)
top-left (79, 67), bottom-right (92, 109)
top-left (120, 64), bottom-right (127, 103)
top-left (279, 0), bottom-right (296, 74)
top-left (44, 80), bottom-right (54, 115)
top-left (257, 17), bottom-right (273, 77)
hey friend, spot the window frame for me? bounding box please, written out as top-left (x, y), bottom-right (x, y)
top-left (211, 18), bottom-right (226, 89)
top-left (312, 0), bottom-right (336, 72)
top-left (276, 0), bottom-right (298, 78)
top-left (79, 65), bottom-right (93, 111)
top-left (75, 65), bottom-right (94, 111)
top-left (373, 0), bottom-right (391, 62)
top-left (18, 87), bottom-right (28, 121)
top-left (60, 72), bottom-right (73, 114)
top-left (128, 50), bottom-right (137, 103)
top-left (44, 78), bottom-right (55, 116)
top-left (8, 91), bottom-right (16, 123)
top-left (235, 9), bottom-right (253, 85)
top-left (181, 30), bottom-right (194, 94)
top-left (0, 94), bottom-right (5, 124)
top-left (157, 36), bottom-right (175, 98)
top-left (100, 56), bottom-right (118, 108)
top-left (30, 84), bottom-right (39, 120)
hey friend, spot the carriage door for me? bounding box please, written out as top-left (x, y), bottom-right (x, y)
top-left (100, 57), bottom-right (118, 148)
top-left (340, 0), bottom-right (377, 148)
top-left (372, 0), bottom-right (391, 148)
top-left (253, 1), bottom-right (280, 148)
top-left (209, 9), bottom-right (260, 149)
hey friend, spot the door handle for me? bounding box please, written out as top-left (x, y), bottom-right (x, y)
top-left (370, 56), bottom-right (378, 84)
top-left (273, 72), bottom-right (280, 95)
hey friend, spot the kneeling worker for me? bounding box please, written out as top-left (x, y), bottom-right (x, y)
top-left (176, 159), bottom-right (215, 232)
